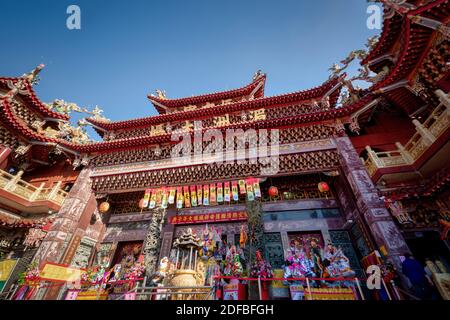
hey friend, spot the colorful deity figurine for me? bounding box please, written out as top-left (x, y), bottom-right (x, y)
top-left (323, 243), bottom-right (355, 284)
top-left (307, 237), bottom-right (324, 277)
top-left (283, 240), bottom-right (316, 285)
top-left (223, 245), bottom-right (243, 277)
top-left (201, 224), bottom-right (215, 258)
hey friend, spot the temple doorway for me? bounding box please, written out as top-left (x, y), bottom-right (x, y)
top-left (111, 241), bottom-right (144, 270)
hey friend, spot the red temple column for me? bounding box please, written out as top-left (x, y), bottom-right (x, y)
top-left (0, 146), bottom-right (11, 170)
top-left (334, 136), bottom-right (411, 270)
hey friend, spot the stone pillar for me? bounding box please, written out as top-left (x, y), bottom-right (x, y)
top-left (143, 208), bottom-right (166, 278)
top-left (335, 137), bottom-right (410, 270)
top-left (33, 168), bottom-right (97, 300)
top-left (158, 209), bottom-right (176, 262)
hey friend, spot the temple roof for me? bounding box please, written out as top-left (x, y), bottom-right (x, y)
top-left (1, 1), bottom-right (447, 161)
top-left (0, 68), bottom-right (69, 122)
top-left (364, 0), bottom-right (449, 114)
top-left (86, 75), bottom-right (342, 133)
top-left (148, 72), bottom-right (267, 113)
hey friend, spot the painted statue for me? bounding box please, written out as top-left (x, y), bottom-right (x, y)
top-left (283, 241), bottom-right (316, 282)
top-left (223, 245), bottom-right (243, 277)
top-left (323, 243), bottom-right (355, 278)
top-left (201, 225), bottom-right (215, 258)
top-left (307, 238), bottom-right (324, 277)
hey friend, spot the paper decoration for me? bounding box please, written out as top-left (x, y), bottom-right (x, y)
top-left (210, 183), bottom-right (217, 204)
top-left (183, 186), bottom-right (191, 208)
top-left (142, 178), bottom-right (262, 209)
top-left (217, 182), bottom-right (223, 203)
top-left (156, 189), bottom-right (162, 206)
top-left (168, 188), bottom-right (176, 204)
top-left (176, 187), bottom-right (184, 209)
top-left (190, 185), bottom-right (198, 207)
top-left (231, 181), bottom-right (239, 201)
top-left (149, 189), bottom-right (157, 209)
top-left (224, 182), bottom-right (231, 202)
top-left (203, 185), bottom-right (210, 206)
top-left (253, 178), bottom-right (261, 198)
top-left (197, 185), bottom-right (203, 206)
top-left (246, 179), bottom-right (255, 201)
top-left (161, 187), bottom-right (168, 209)
top-left (238, 180), bottom-right (246, 194)
top-left (142, 189), bottom-right (151, 207)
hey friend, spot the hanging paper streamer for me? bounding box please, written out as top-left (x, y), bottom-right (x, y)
top-left (161, 187), bottom-right (169, 209)
top-left (210, 183), bottom-right (217, 204)
top-left (149, 189), bottom-right (157, 209)
top-left (168, 188), bottom-right (176, 204)
top-left (190, 185), bottom-right (198, 207)
top-left (217, 182), bottom-right (223, 203)
top-left (238, 180), bottom-right (246, 194)
top-left (203, 185), bottom-right (210, 206)
top-left (252, 178), bottom-right (261, 198)
top-left (156, 189), bottom-right (163, 207)
top-left (246, 179), bottom-right (255, 201)
top-left (176, 187), bottom-right (183, 209)
top-left (231, 181), bottom-right (239, 201)
top-left (224, 182), bottom-right (231, 202)
top-left (184, 186), bottom-right (191, 208)
top-left (197, 185), bottom-right (203, 206)
top-left (142, 189), bottom-right (151, 207)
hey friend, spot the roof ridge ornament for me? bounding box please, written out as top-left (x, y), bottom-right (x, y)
top-left (153, 89), bottom-right (167, 100)
top-left (370, 0), bottom-right (417, 19)
top-left (22, 63), bottom-right (45, 85)
top-left (253, 69), bottom-right (265, 81)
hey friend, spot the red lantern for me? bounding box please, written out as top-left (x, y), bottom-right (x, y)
top-left (268, 186), bottom-right (279, 197)
top-left (98, 201), bottom-right (110, 214)
top-left (318, 182), bottom-right (330, 193)
top-left (138, 198), bottom-right (146, 209)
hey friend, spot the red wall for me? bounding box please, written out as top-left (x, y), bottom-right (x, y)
top-left (351, 112), bottom-right (416, 155)
top-left (23, 160), bottom-right (80, 188)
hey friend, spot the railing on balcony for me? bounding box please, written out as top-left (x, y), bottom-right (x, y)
top-left (0, 169), bottom-right (68, 207)
top-left (364, 90), bottom-right (450, 177)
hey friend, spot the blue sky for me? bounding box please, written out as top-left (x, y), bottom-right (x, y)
top-left (0, 0), bottom-right (380, 125)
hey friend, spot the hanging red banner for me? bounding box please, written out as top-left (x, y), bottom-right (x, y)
top-left (170, 211), bottom-right (248, 225)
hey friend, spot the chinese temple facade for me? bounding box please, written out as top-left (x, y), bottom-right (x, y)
top-left (0, 0), bottom-right (449, 300)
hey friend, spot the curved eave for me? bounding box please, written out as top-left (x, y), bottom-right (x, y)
top-left (0, 77), bottom-right (69, 121)
top-left (87, 76), bottom-right (341, 131)
top-left (369, 0), bottom-right (448, 114)
top-left (362, 9), bottom-right (403, 69)
top-left (147, 75), bottom-right (267, 112)
top-left (72, 94), bottom-right (375, 154)
top-left (0, 98), bottom-right (59, 144)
